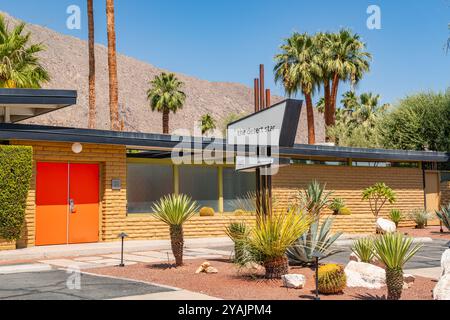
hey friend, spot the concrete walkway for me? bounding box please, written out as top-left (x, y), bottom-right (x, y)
top-left (0, 237), bottom-right (234, 262)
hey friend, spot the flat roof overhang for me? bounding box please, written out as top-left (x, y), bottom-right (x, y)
top-left (0, 89), bottom-right (77, 123)
top-left (0, 123), bottom-right (448, 163)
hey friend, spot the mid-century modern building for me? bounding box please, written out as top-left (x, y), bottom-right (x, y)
top-left (0, 89), bottom-right (449, 250)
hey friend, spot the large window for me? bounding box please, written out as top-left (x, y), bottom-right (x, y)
top-left (179, 166), bottom-right (219, 211)
top-left (127, 163), bottom-right (173, 213)
top-left (223, 168), bottom-right (255, 212)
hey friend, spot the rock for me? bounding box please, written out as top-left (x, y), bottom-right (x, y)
top-left (281, 274), bottom-right (306, 289)
top-left (403, 274), bottom-right (415, 284)
top-left (442, 249), bottom-right (450, 275)
top-left (243, 262), bottom-right (264, 272)
top-left (376, 218), bottom-right (396, 234)
top-left (349, 252), bottom-right (384, 268)
top-left (205, 266), bottom-right (218, 274)
top-left (433, 273), bottom-right (450, 300)
top-left (349, 252), bottom-right (360, 262)
top-left (345, 261), bottom-right (386, 289)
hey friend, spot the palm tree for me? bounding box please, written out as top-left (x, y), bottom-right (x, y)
top-left (106, 0), bottom-right (120, 130)
top-left (274, 32), bottom-right (321, 145)
top-left (0, 14), bottom-right (49, 88)
top-left (200, 113), bottom-right (216, 135)
top-left (87, 0), bottom-right (96, 129)
top-left (147, 73), bottom-right (186, 134)
top-left (152, 194), bottom-right (198, 266)
top-left (326, 29), bottom-right (372, 126)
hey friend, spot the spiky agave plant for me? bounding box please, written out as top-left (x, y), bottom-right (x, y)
top-left (152, 194), bottom-right (198, 266)
top-left (246, 209), bottom-right (311, 279)
top-left (436, 204), bottom-right (450, 231)
top-left (373, 233), bottom-right (422, 300)
top-left (297, 180), bottom-right (333, 220)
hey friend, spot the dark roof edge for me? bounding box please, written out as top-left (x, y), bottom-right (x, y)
top-left (0, 123), bottom-right (448, 163)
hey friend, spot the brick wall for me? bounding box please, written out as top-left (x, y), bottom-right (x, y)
top-left (441, 177), bottom-right (450, 207)
top-left (273, 164), bottom-right (425, 230)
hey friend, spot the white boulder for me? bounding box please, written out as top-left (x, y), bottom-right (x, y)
top-left (433, 273), bottom-right (450, 300)
top-left (345, 261), bottom-right (386, 289)
top-left (376, 218), bottom-right (396, 234)
top-left (403, 274), bottom-right (415, 284)
top-left (281, 274), bottom-right (306, 289)
top-left (442, 249), bottom-right (450, 275)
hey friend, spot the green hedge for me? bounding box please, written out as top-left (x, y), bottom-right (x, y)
top-left (0, 145), bottom-right (33, 241)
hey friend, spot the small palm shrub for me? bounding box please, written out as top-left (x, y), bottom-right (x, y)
top-left (339, 207), bottom-right (352, 216)
top-left (329, 198), bottom-right (345, 215)
top-left (287, 217), bottom-right (343, 266)
top-left (152, 194), bottom-right (198, 266)
top-left (436, 204), bottom-right (450, 231)
top-left (373, 233), bottom-right (422, 300)
top-left (409, 209), bottom-right (432, 229)
top-left (362, 183), bottom-right (396, 217)
top-left (237, 209), bottom-right (311, 279)
top-left (352, 237), bottom-right (375, 263)
top-left (389, 209), bottom-right (403, 227)
top-left (317, 264), bottom-right (346, 294)
top-left (199, 207), bottom-right (215, 217)
top-left (225, 222), bottom-right (250, 262)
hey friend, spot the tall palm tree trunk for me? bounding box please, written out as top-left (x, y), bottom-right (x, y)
top-left (87, 0), bottom-right (96, 129)
top-left (170, 225), bottom-right (184, 266)
top-left (323, 78), bottom-right (331, 127)
top-left (304, 90), bottom-right (316, 145)
top-left (162, 109), bottom-right (169, 134)
top-left (330, 73), bottom-right (340, 126)
top-left (386, 267), bottom-right (404, 300)
top-left (106, 0), bottom-right (120, 131)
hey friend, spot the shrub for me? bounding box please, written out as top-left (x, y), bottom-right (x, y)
top-left (329, 198), bottom-right (345, 215)
top-left (409, 209), bottom-right (432, 229)
top-left (297, 180), bottom-right (333, 219)
top-left (352, 237), bottom-right (375, 263)
top-left (0, 146), bottom-right (33, 241)
top-left (389, 209), bottom-right (403, 227)
top-left (287, 217), bottom-right (343, 266)
top-left (152, 194), bottom-right (198, 266)
top-left (373, 233), bottom-right (422, 300)
top-left (362, 183), bottom-right (396, 217)
top-left (225, 222), bottom-right (250, 262)
top-left (436, 204), bottom-right (450, 231)
top-left (339, 207), bottom-right (352, 216)
top-left (199, 207), bottom-right (215, 217)
top-left (238, 208), bottom-right (311, 279)
top-left (233, 209), bottom-right (247, 216)
top-left (317, 264), bottom-right (347, 294)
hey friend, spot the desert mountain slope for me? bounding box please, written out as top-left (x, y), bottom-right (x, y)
top-left (1, 11), bottom-right (325, 144)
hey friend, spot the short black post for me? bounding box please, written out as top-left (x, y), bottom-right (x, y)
top-left (314, 256), bottom-right (320, 300)
top-left (118, 232), bottom-right (128, 267)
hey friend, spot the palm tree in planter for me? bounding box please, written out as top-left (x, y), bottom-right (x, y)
top-left (147, 73), bottom-right (186, 134)
top-left (152, 194), bottom-right (198, 266)
top-left (241, 209), bottom-right (311, 279)
top-left (373, 233), bottom-right (422, 300)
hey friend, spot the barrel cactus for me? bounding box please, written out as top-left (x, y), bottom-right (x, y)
top-left (317, 264), bottom-right (346, 294)
top-left (199, 207), bottom-right (215, 217)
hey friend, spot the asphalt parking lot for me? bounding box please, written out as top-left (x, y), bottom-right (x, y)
top-left (0, 270), bottom-right (173, 300)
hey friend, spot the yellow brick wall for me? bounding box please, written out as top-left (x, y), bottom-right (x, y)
top-left (273, 164), bottom-right (425, 230)
top-left (441, 178), bottom-right (450, 207)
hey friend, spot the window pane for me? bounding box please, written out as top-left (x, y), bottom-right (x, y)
top-left (127, 163), bottom-right (173, 213)
top-left (179, 166), bottom-right (218, 210)
top-left (223, 168), bottom-right (256, 212)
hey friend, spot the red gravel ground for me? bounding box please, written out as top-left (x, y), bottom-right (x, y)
top-left (87, 258), bottom-right (436, 300)
top-left (398, 226), bottom-right (450, 240)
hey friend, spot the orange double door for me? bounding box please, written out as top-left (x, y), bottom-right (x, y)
top-left (36, 162), bottom-right (100, 246)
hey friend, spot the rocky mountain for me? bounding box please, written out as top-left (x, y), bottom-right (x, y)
top-left (1, 11), bottom-right (325, 144)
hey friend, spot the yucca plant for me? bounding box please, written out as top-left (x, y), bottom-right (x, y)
top-left (297, 180), bottom-right (333, 220)
top-left (373, 233), bottom-right (422, 300)
top-left (436, 204), bottom-right (450, 231)
top-left (242, 208), bottom-right (311, 279)
top-left (352, 237), bottom-right (375, 263)
top-left (152, 194), bottom-right (199, 266)
top-left (389, 209), bottom-right (403, 228)
top-left (409, 209), bottom-right (432, 229)
top-left (287, 217), bottom-right (343, 266)
top-left (225, 222), bottom-right (250, 263)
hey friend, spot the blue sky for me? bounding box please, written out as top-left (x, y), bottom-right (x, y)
top-left (1, 0), bottom-right (450, 105)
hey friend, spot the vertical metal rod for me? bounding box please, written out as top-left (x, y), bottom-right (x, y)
top-left (120, 236), bottom-right (125, 267)
top-left (259, 64), bottom-right (265, 109)
top-left (265, 89), bottom-right (271, 108)
top-left (315, 256), bottom-right (320, 300)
